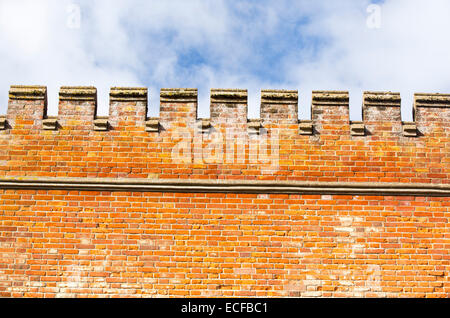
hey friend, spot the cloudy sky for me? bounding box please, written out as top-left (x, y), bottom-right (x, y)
top-left (0, 0), bottom-right (449, 120)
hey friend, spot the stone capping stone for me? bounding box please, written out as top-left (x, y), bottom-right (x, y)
top-left (350, 121), bottom-right (365, 136)
top-left (197, 118), bottom-right (211, 133)
top-left (145, 118), bottom-right (159, 132)
top-left (59, 86), bottom-right (97, 101)
top-left (43, 117), bottom-right (58, 131)
top-left (0, 116), bottom-right (6, 130)
top-left (9, 85), bottom-right (47, 100)
top-left (261, 90), bottom-right (298, 104)
top-left (402, 121), bottom-right (418, 137)
top-left (299, 120), bottom-right (313, 135)
top-left (94, 117), bottom-right (109, 131)
top-left (110, 87), bottom-right (148, 102)
top-left (312, 91), bottom-right (349, 106)
top-left (160, 88), bottom-right (197, 102)
top-left (0, 177), bottom-right (448, 196)
top-left (247, 119), bottom-right (261, 135)
top-left (211, 89), bottom-right (247, 103)
top-left (414, 93), bottom-right (450, 107)
top-left (363, 91), bottom-right (401, 107)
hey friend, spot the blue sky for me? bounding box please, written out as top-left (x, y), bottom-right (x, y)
top-left (1, 0), bottom-right (449, 120)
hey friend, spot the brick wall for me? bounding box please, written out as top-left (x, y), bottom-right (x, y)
top-left (0, 86), bottom-right (449, 298)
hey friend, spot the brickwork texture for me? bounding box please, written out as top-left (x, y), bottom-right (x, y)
top-left (0, 86), bottom-right (449, 297)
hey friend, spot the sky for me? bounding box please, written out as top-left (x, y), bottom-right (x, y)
top-left (0, 0), bottom-right (449, 121)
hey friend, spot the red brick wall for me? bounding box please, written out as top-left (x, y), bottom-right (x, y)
top-left (0, 86), bottom-right (449, 298)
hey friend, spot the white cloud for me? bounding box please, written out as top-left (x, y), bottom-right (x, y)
top-left (286, 0), bottom-right (450, 120)
top-left (0, 0), bottom-right (142, 115)
top-left (0, 0), bottom-right (449, 121)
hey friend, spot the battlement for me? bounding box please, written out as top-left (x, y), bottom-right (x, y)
top-left (2, 86), bottom-right (449, 135)
top-left (413, 93), bottom-right (450, 126)
top-left (1, 86), bottom-right (449, 299)
top-left (0, 85), bottom-right (448, 185)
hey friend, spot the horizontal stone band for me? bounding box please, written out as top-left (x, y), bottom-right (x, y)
top-left (0, 177), bottom-right (448, 196)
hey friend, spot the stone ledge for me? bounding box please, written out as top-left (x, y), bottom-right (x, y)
top-left (0, 177), bottom-right (448, 196)
top-left (402, 122), bottom-right (417, 137)
top-left (0, 116), bottom-right (8, 130)
top-left (43, 117), bottom-right (58, 130)
top-left (160, 88), bottom-right (197, 102)
top-left (312, 91), bottom-right (349, 106)
top-left (350, 121), bottom-right (365, 136)
top-left (0, 116), bottom-right (6, 130)
top-left (60, 87), bottom-right (97, 101)
top-left (363, 91), bottom-right (401, 107)
top-left (414, 93), bottom-right (450, 107)
top-left (145, 118), bottom-right (159, 132)
top-left (247, 119), bottom-right (261, 135)
top-left (299, 120), bottom-right (313, 135)
top-left (197, 118), bottom-right (211, 133)
top-left (94, 117), bottom-right (109, 131)
top-left (9, 85), bottom-right (47, 100)
top-left (261, 90), bottom-right (298, 104)
top-left (110, 87), bottom-right (147, 102)
top-left (211, 89), bottom-right (247, 103)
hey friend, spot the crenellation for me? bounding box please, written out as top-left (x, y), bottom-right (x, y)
top-left (311, 91), bottom-right (349, 135)
top-left (159, 88), bottom-right (198, 129)
top-left (413, 93), bottom-right (450, 135)
top-left (261, 89), bottom-right (298, 124)
top-left (58, 86), bottom-right (97, 131)
top-left (210, 89), bottom-right (248, 126)
top-left (0, 86), bottom-right (447, 137)
top-left (109, 87), bottom-right (147, 129)
top-left (363, 91), bottom-right (402, 136)
top-left (7, 85), bottom-right (48, 128)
